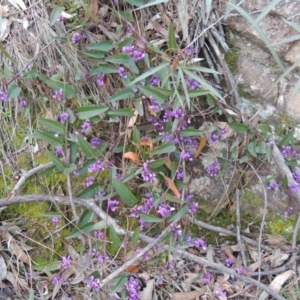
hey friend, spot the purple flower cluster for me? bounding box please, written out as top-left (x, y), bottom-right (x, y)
top-left (59, 112), bottom-right (69, 123)
top-left (284, 207), bottom-right (294, 218)
top-left (157, 203), bottom-right (174, 218)
top-left (267, 182), bottom-right (279, 191)
top-left (206, 161), bottom-right (220, 177)
top-left (184, 46), bottom-right (196, 56)
top-left (142, 160), bottom-right (156, 183)
top-left (170, 223), bottom-right (182, 240)
top-left (88, 160), bottom-right (106, 172)
top-left (185, 193), bottom-right (199, 214)
top-left (71, 32), bottom-right (86, 44)
top-left (281, 146), bottom-right (298, 159)
top-left (87, 276), bottom-right (100, 290)
top-left (126, 276), bottom-right (141, 300)
top-left (209, 133), bottom-right (220, 143)
top-left (53, 89), bottom-right (63, 101)
top-left (149, 96), bottom-right (163, 111)
top-left (97, 253), bottom-right (109, 263)
top-left (187, 236), bottom-right (207, 251)
top-left (96, 73), bottom-right (105, 86)
top-left (85, 176), bottom-right (95, 187)
top-left (55, 147), bottom-right (63, 156)
top-left (136, 248), bottom-right (151, 260)
top-left (150, 74), bottom-right (160, 86)
top-left (108, 199), bottom-right (119, 212)
top-left (20, 98), bottom-right (27, 108)
top-left (122, 45), bottom-right (145, 61)
top-left (185, 78), bottom-right (199, 90)
top-left (61, 256), bottom-right (71, 269)
top-left (224, 258), bottom-right (233, 267)
top-left (180, 150), bottom-right (193, 161)
top-left (90, 137), bottom-right (101, 148)
top-left (94, 231), bottom-right (104, 239)
top-left (216, 289), bottom-right (227, 297)
top-left (202, 271), bottom-right (212, 284)
top-left (176, 170), bottom-right (185, 180)
top-left (293, 171), bottom-right (300, 182)
top-left (0, 90), bottom-right (7, 101)
top-left (81, 121), bottom-right (91, 134)
top-left (52, 217), bottom-right (60, 227)
top-left (118, 66), bottom-right (127, 78)
top-left (289, 183), bottom-right (299, 195)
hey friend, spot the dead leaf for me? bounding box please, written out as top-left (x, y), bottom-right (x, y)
top-left (258, 270), bottom-right (295, 300)
top-left (86, 0), bottom-right (98, 21)
top-left (126, 109), bottom-right (139, 138)
top-left (6, 232), bottom-right (30, 265)
top-left (140, 279), bottom-right (154, 300)
top-left (269, 248), bottom-right (289, 268)
top-left (0, 255), bottom-right (7, 281)
top-left (169, 290), bottom-right (205, 300)
top-left (174, 0), bottom-right (189, 42)
top-left (125, 265), bottom-right (139, 274)
top-left (124, 151), bottom-right (139, 162)
top-left (194, 136), bottom-right (207, 158)
top-left (0, 5), bottom-right (9, 16)
top-left (161, 174), bottom-right (181, 198)
top-left (0, 18), bottom-right (11, 41)
top-left (141, 137), bottom-right (153, 150)
top-left (165, 158), bottom-right (172, 170)
top-left (7, 0), bottom-right (26, 10)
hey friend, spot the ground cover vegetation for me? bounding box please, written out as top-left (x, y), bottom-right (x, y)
top-left (0, 0), bottom-right (300, 299)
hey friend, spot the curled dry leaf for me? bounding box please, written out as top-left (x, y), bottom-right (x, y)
top-left (174, 0), bottom-right (189, 42)
top-left (169, 290), bottom-right (205, 300)
top-left (140, 278), bottom-right (155, 300)
top-left (194, 136), bottom-right (207, 158)
top-left (86, 0), bottom-right (98, 21)
top-left (6, 232), bottom-right (30, 265)
top-left (258, 270), bottom-right (295, 300)
top-left (160, 174), bottom-right (181, 198)
top-left (124, 151), bottom-right (139, 162)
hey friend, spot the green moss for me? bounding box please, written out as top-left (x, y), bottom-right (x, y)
top-left (276, 114), bottom-right (297, 136)
top-left (224, 47), bottom-right (238, 74)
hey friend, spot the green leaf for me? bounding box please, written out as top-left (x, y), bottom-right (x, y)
top-left (178, 67), bottom-right (190, 108)
top-left (147, 142), bottom-right (176, 155)
top-left (7, 85), bottom-right (21, 100)
top-left (66, 220), bottom-right (107, 239)
top-left (106, 54), bottom-right (131, 65)
top-left (168, 204), bottom-right (189, 222)
top-left (109, 88), bottom-right (134, 102)
top-left (32, 131), bottom-right (63, 147)
top-left (282, 175), bottom-right (288, 189)
top-left (86, 41), bottom-right (113, 51)
top-left (112, 179), bottom-right (138, 207)
top-left (207, 94), bottom-right (218, 106)
top-left (118, 38), bottom-right (135, 49)
top-left (91, 64), bottom-right (118, 75)
top-left (40, 212), bottom-right (62, 218)
top-left (279, 129), bottom-right (295, 147)
top-left (128, 62), bottom-right (169, 86)
top-left (23, 69), bottom-right (38, 79)
top-left (252, 0), bottom-right (282, 27)
top-left (77, 135), bottom-right (98, 159)
top-left (187, 89), bottom-right (210, 97)
top-left (179, 128), bottom-right (204, 137)
top-left (0, 42), bottom-right (16, 63)
top-left (125, 0), bottom-right (143, 6)
top-left (285, 159), bottom-right (297, 167)
top-left (107, 108), bottom-right (135, 117)
top-left (33, 261), bottom-right (60, 272)
top-left (38, 165), bottom-right (56, 176)
top-left (63, 165), bottom-right (76, 175)
top-left (77, 183), bottom-right (103, 199)
top-left (132, 128), bottom-right (140, 145)
top-left (257, 124), bottom-right (271, 134)
top-left (140, 213), bottom-right (163, 223)
top-left (46, 150), bottom-right (66, 170)
top-left (131, 227), bottom-right (140, 243)
top-left (148, 158), bottom-right (168, 169)
top-left (138, 86), bottom-right (166, 103)
top-left (78, 209), bottom-right (95, 228)
top-left (38, 74), bottom-right (76, 98)
top-left (282, 17), bottom-right (300, 33)
top-left (109, 225), bottom-right (122, 247)
top-left (77, 105), bottom-right (109, 119)
top-left (83, 51), bottom-right (105, 59)
top-left (39, 119), bottom-right (65, 134)
top-left (70, 143), bottom-right (78, 164)
top-left (168, 23), bottom-right (177, 51)
top-left (113, 275), bottom-right (128, 293)
top-left (247, 142), bottom-right (257, 158)
top-left (134, 0), bottom-right (168, 10)
top-left (165, 193), bottom-right (184, 204)
top-left (228, 123), bottom-right (249, 134)
top-left (183, 65), bottom-right (221, 74)
top-left (49, 5), bottom-right (64, 26)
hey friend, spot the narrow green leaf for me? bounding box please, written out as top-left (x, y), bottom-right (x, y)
top-left (224, 0), bottom-right (236, 19)
top-left (32, 131), bottom-right (63, 147)
top-left (147, 142), bottom-right (176, 155)
top-left (282, 17), bottom-right (300, 33)
top-left (77, 105), bottom-right (109, 119)
top-left (78, 209), bottom-right (95, 228)
top-left (282, 175), bottom-right (288, 189)
top-left (183, 65), bottom-right (221, 74)
top-left (7, 85), bottom-right (21, 100)
top-left (140, 213), bottom-right (163, 223)
top-left (148, 157), bottom-right (168, 169)
top-left (77, 183), bottom-right (103, 199)
top-left (124, 0), bottom-right (143, 7)
top-left (134, 0), bottom-right (168, 10)
top-left (112, 178), bottom-right (138, 207)
top-left (83, 51), bottom-right (105, 59)
top-left (207, 94), bottom-right (218, 106)
top-left (228, 123), bottom-right (249, 134)
top-left (23, 69), bottom-right (38, 79)
top-left (109, 225), bottom-right (122, 247)
top-left (118, 38), bottom-right (135, 49)
top-left (252, 0), bottom-right (281, 27)
top-left (109, 88), bottom-right (135, 102)
top-left (66, 220), bottom-right (107, 239)
top-left (87, 41), bottom-right (113, 51)
top-left (49, 5), bottom-right (64, 26)
top-left (40, 212), bottom-right (62, 218)
top-left (91, 64), bottom-right (118, 75)
top-left (63, 165), bottom-right (76, 175)
top-left (168, 23), bottom-right (177, 51)
top-left (77, 135), bottom-right (97, 159)
top-left (178, 67), bottom-right (190, 108)
top-left (132, 128), bottom-right (140, 145)
top-left (106, 53), bottom-right (131, 65)
top-left (279, 129), bottom-right (295, 147)
top-left (179, 128), bottom-right (204, 137)
top-left (131, 227), bottom-right (140, 243)
top-left (33, 261), bottom-right (60, 272)
top-left (138, 86), bottom-right (166, 103)
top-left (46, 150), bottom-right (66, 170)
top-left (165, 193), bottom-right (184, 204)
top-left (39, 119), bottom-right (65, 134)
top-left (168, 204), bottom-right (189, 222)
top-left (107, 108), bottom-right (135, 117)
top-left (257, 124), bottom-right (271, 134)
top-left (188, 89), bottom-right (210, 97)
top-left (38, 165), bottom-right (56, 176)
top-left (247, 142), bottom-right (257, 158)
top-left (70, 143), bottom-right (78, 164)
top-left (128, 62), bottom-right (169, 86)
top-left (113, 275), bottom-right (128, 293)
top-left (285, 159), bottom-right (297, 167)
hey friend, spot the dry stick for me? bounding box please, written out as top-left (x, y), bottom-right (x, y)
top-left (236, 189), bottom-right (247, 268)
top-left (0, 195), bottom-right (285, 300)
top-left (272, 142), bottom-right (300, 270)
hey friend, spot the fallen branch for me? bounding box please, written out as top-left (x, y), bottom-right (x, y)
top-left (0, 194), bottom-right (286, 300)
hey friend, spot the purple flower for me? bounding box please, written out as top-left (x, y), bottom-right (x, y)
top-left (180, 150), bottom-right (193, 161)
top-left (209, 133), bottom-right (219, 143)
top-left (94, 231), bottom-right (104, 239)
top-left (157, 203), bottom-right (173, 218)
top-left (59, 112), bottom-right (69, 123)
top-left (81, 121), bottom-right (91, 134)
top-left (97, 253), bottom-right (109, 263)
top-left (52, 275), bottom-right (61, 285)
top-left (108, 199), bottom-right (119, 212)
top-left (96, 73), bottom-right (105, 86)
top-left (289, 183), bottom-right (299, 195)
top-left (136, 248), bottom-right (151, 260)
top-left (202, 271), bottom-right (211, 284)
top-left (188, 201), bottom-right (199, 214)
top-left (20, 98), bottom-right (27, 108)
top-left (52, 217), bottom-right (60, 227)
top-left (284, 207), bottom-right (294, 218)
top-left (61, 256), bottom-right (71, 269)
top-left (132, 49), bottom-right (145, 61)
top-left (150, 74), bottom-right (160, 86)
top-left (55, 147), bottom-right (63, 156)
top-left (87, 276), bottom-right (100, 290)
top-left (293, 172), bottom-right (300, 182)
top-left (216, 289), bottom-right (227, 297)
top-left (194, 238), bottom-right (207, 251)
top-left (53, 89), bottom-right (63, 101)
top-left (170, 223), bottom-right (182, 240)
top-left (171, 108), bottom-right (185, 118)
top-left (118, 66), bottom-right (127, 78)
top-left (122, 45), bottom-right (134, 53)
top-left (267, 182), bottom-right (279, 191)
top-left (236, 267), bottom-right (245, 274)
top-left (206, 161), bottom-right (220, 177)
top-left (141, 160), bottom-right (156, 183)
top-left (149, 96), bottom-right (162, 111)
top-left (71, 32), bottom-right (81, 43)
top-left (220, 129), bottom-right (228, 136)
top-left (115, 173), bottom-right (124, 180)
top-left (184, 46), bottom-right (195, 56)
top-left (186, 78), bottom-right (199, 90)
top-left (90, 137), bottom-right (101, 148)
top-left (85, 176), bottom-right (95, 187)
top-left (0, 90), bottom-right (7, 101)
top-left (176, 170), bottom-right (185, 180)
top-left (281, 146), bottom-right (292, 158)
top-left (88, 160), bottom-right (106, 172)
top-left (126, 276), bottom-right (141, 300)
top-left (224, 258), bottom-right (233, 267)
